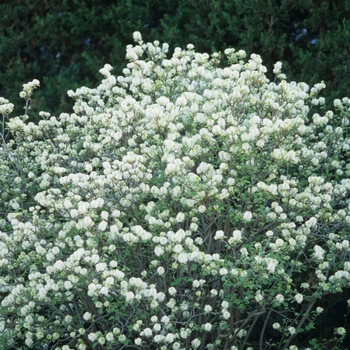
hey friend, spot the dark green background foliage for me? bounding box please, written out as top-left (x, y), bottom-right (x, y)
top-left (1, 0), bottom-right (350, 119)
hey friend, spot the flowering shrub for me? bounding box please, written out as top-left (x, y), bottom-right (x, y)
top-left (1, 32), bottom-right (350, 349)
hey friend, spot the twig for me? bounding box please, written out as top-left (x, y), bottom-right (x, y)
top-left (282, 299), bottom-right (316, 350)
top-left (260, 307), bottom-right (273, 350)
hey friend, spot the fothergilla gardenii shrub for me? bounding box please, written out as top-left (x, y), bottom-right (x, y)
top-left (0, 31), bottom-right (350, 350)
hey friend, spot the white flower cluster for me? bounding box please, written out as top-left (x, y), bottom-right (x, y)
top-left (19, 79), bottom-right (40, 100)
top-left (0, 97), bottom-right (14, 117)
top-left (0, 31), bottom-right (350, 349)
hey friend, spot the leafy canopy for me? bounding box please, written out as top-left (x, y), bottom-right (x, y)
top-left (0, 32), bottom-right (350, 349)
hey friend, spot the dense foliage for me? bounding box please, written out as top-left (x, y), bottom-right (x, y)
top-left (0, 32), bottom-right (350, 349)
top-left (1, 0), bottom-right (350, 118)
